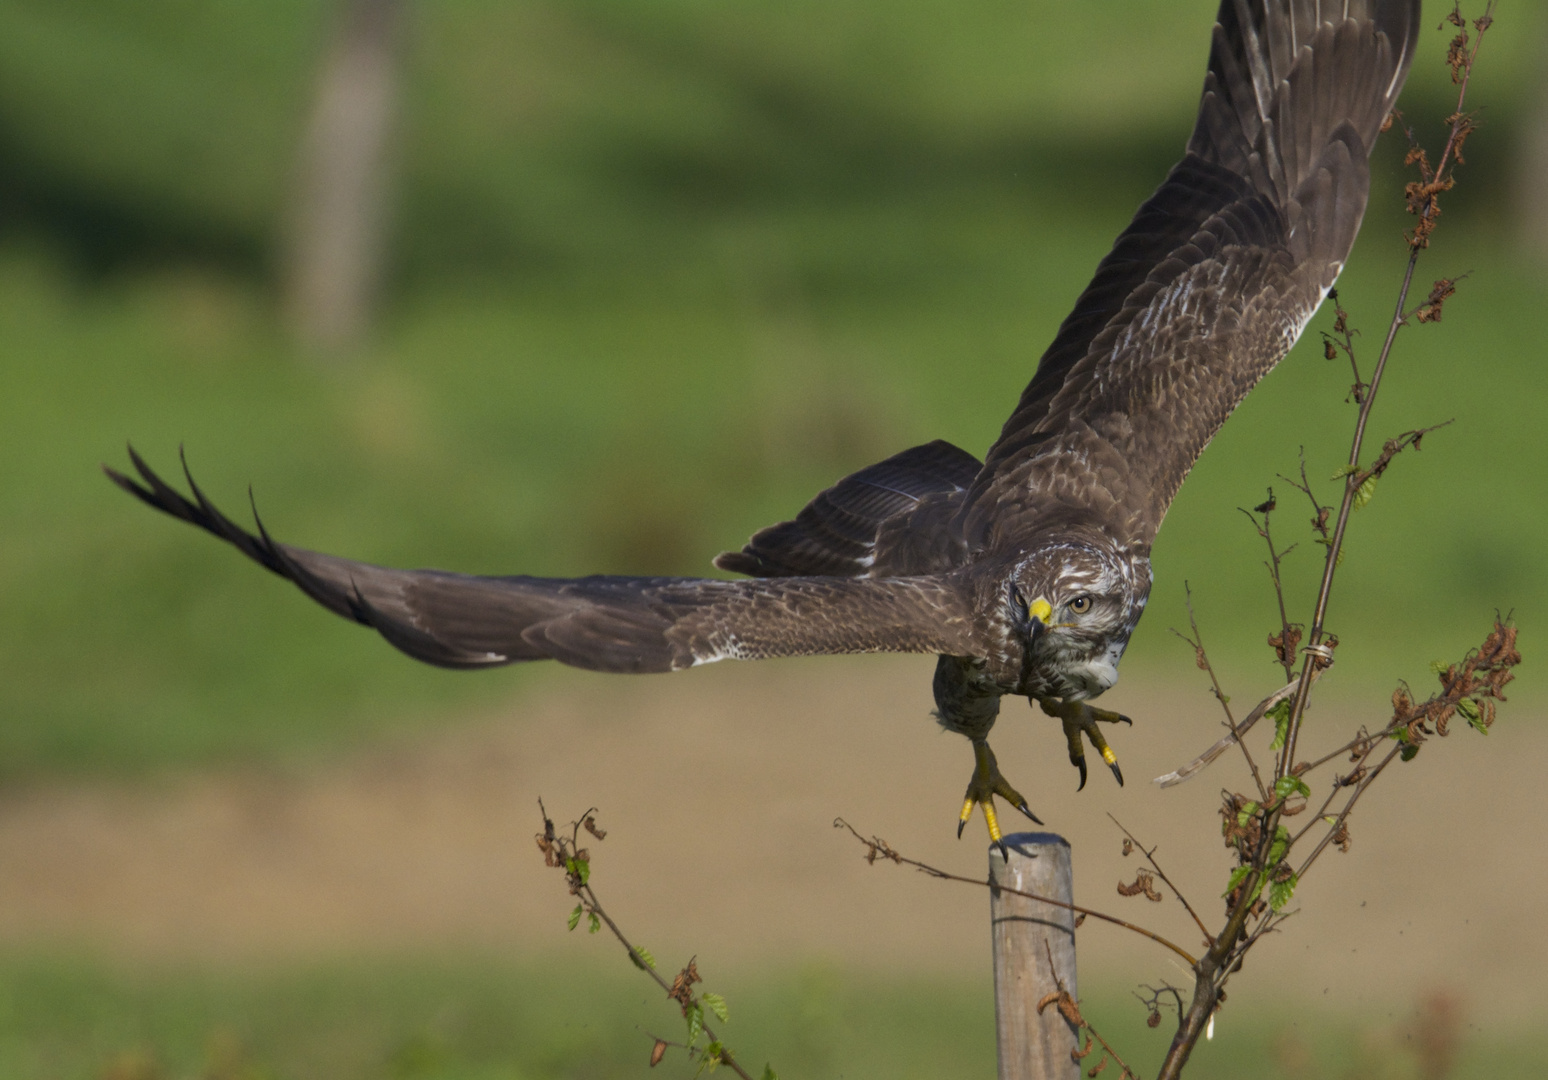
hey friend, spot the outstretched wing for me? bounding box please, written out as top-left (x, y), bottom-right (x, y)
top-left (105, 449), bottom-right (978, 672)
top-left (963, 0), bottom-right (1419, 552)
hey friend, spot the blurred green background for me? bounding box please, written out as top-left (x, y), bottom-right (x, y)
top-left (0, 0), bottom-right (1543, 1076)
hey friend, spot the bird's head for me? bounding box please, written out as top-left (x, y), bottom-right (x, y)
top-left (1001, 542), bottom-right (1148, 700)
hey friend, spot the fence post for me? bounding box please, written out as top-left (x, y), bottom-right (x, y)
top-left (991, 832), bottom-right (1080, 1080)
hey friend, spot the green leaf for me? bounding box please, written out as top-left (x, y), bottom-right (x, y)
top-left (1235, 801), bottom-right (1260, 828)
top-left (1352, 474), bottom-right (1378, 510)
top-left (702, 1041), bottom-right (724, 1072)
top-left (1269, 872), bottom-right (1299, 912)
top-left (630, 946), bottom-right (657, 971)
top-left (1266, 700), bottom-right (1293, 751)
top-left (1330, 464), bottom-right (1359, 480)
top-left (1428, 659), bottom-right (1449, 675)
top-left (1314, 537), bottom-right (1345, 566)
top-left (1219, 860), bottom-right (1269, 903)
top-left (567, 905), bottom-right (582, 932)
top-left (1400, 744), bottom-right (1420, 762)
top-left (1267, 825), bottom-right (1291, 867)
top-left (686, 1004), bottom-right (704, 1048)
top-left (588, 912), bottom-right (601, 934)
top-left (565, 857), bottom-right (590, 886)
top-left (761, 1066), bottom-right (779, 1080)
top-left (1223, 866), bottom-right (1253, 897)
top-left (702, 992), bottom-right (730, 1024)
top-left (1274, 776), bottom-right (1311, 801)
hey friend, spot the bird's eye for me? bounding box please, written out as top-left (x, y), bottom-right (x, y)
top-left (1010, 585), bottom-right (1030, 621)
top-left (1067, 596), bottom-right (1093, 615)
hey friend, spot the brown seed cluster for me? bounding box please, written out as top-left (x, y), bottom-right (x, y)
top-left (1117, 869), bottom-right (1163, 902)
top-left (1037, 989), bottom-right (1085, 1030)
top-left (1268, 625), bottom-right (1303, 669)
top-left (1414, 277), bottom-right (1458, 323)
top-left (1391, 618), bottom-right (1518, 746)
top-left (535, 816), bottom-right (561, 868)
top-left (1220, 792), bottom-right (1260, 859)
top-left (667, 960), bottom-right (702, 1016)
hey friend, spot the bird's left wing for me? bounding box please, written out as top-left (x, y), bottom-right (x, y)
top-left (106, 449), bottom-right (979, 672)
top-left (962, 0), bottom-right (1419, 552)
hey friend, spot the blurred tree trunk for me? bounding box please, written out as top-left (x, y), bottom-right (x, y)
top-left (281, 0), bottom-right (402, 355)
top-left (1518, 16), bottom-right (1548, 265)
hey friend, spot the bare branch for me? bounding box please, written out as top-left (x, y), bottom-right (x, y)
top-left (1108, 814), bottom-right (1215, 947)
top-left (1037, 940), bottom-right (1139, 1080)
top-left (1170, 585), bottom-right (1269, 800)
top-left (833, 818), bottom-right (1198, 967)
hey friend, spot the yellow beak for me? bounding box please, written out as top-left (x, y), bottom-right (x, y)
top-left (1028, 597), bottom-right (1053, 627)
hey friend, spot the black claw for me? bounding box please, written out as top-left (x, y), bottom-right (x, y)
top-left (1110, 762), bottom-right (1125, 787)
top-left (1117, 713), bottom-right (1133, 726)
top-left (996, 839), bottom-right (1010, 862)
top-left (957, 818), bottom-right (967, 839)
top-left (1076, 758), bottom-right (1088, 791)
top-left (1018, 800), bottom-right (1045, 826)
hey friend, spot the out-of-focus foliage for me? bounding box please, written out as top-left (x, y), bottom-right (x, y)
top-left (0, 1), bottom-right (1541, 774)
top-left (0, 0), bottom-right (1540, 281)
top-left (0, 954), bottom-right (1538, 1080)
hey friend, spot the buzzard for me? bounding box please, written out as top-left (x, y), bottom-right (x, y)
top-left (108, 0), bottom-right (1419, 850)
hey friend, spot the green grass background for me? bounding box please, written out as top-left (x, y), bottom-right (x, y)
top-left (0, 953), bottom-right (1537, 1080)
top-left (0, 0), bottom-right (1544, 1075)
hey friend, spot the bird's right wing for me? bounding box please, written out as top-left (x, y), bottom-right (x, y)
top-left (106, 449), bottom-right (980, 672)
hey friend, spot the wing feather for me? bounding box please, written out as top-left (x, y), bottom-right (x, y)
top-left (714, 439), bottom-right (980, 578)
top-left (964, 0), bottom-right (1418, 550)
top-left (106, 450), bottom-right (979, 674)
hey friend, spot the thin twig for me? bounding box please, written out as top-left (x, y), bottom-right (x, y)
top-left (1239, 493), bottom-right (1301, 682)
top-left (1171, 585), bottom-right (1269, 800)
top-left (1295, 726), bottom-right (1384, 778)
top-left (833, 818), bottom-right (1198, 966)
top-left (1289, 735), bottom-right (1380, 848)
top-left (1280, 450), bottom-right (1333, 543)
top-left (1295, 744), bottom-right (1404, 878)
top-left (1107, 814), bottom-right (1214, 947)
top-left (538, 802), bottom-right (756, 1080)
top-left (1040, 939), bottom-right (1140, 1080)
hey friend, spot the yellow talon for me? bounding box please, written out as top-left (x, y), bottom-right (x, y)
top-left (957, 738), bottom-right (1042, 851)
top-left (982, 800), bottom-right (1004, 844)
top-left (1041, 697), bottom-right (1129, 790)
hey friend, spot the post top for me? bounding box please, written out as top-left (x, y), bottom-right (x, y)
top-left (993, 832), bottom-right (1071, 854)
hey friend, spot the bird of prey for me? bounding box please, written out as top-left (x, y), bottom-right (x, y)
top-left (108, 0), bottom-right (1419, 850)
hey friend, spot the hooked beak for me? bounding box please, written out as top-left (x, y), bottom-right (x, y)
top-left (1027, 597), bottom-right (1053, 629)
top-left (1018, 595), bottom-right (1052, 646)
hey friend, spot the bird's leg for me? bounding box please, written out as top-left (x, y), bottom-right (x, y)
top-left (958, 738), bottom-right (1043, 857)
top-left (1037, 697), bottom-right (1132, 790)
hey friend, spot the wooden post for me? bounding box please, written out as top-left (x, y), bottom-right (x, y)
top-left (991, 832), bottom-right (1079, 1080)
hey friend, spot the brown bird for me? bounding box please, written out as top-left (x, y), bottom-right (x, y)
top-left (107, 0), bottom-right (1420, 852)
